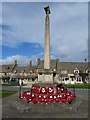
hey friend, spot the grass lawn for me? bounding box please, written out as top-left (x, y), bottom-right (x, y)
top-left (63, 83), bottom-right (90, 89)
top-left (44, 83), bottom-right (90, 89)
top-left (0, 83), bottom-right (90, 89)
top-left (0, 90), bottom-right (17, 99)
top-left (0, 84), bottom-right (19, 86)
top-left (0, 84), bottom-right (26, 86)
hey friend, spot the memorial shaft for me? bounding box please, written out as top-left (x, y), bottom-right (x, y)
top-left (44, 9), bottom-right (50, 69)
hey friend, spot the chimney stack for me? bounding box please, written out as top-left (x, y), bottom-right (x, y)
top-left (30, 61), bottom-right (32, 67)
top-left (37, 59), bottom-right (40, 65)
top-left (14, 60), bottom-right (17, 65)
top-left (56, 59), bottom-right (59, 71)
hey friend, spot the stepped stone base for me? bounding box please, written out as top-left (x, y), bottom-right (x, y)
top-left (38, 74), bottom-right (53, 83)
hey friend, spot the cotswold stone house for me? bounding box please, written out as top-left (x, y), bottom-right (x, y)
top-left (0, 60), bottom-right (89, 84)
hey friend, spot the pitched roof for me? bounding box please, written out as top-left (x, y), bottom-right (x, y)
top-left (11, 74), bottom-right (37, 79)
top-left (59, 62), bottom-right (88, 74)
top-left (0, 64), bottom-right (16, 73)
top-left (13, 66), bottom-right (37, 73)
top-left (37, 59), bottom-right (58, 70)
top-left (0, 60), bottom-right (89, 74)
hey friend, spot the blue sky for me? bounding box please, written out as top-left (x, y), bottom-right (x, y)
top-left (0, 2), bottom-right (88, 65)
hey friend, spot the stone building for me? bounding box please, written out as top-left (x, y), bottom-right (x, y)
top-left (59, 62), bottom-right (90, 84)
top-left (0, 60), bottom-right (90, 84)
top-left (0, 60), bottom-right (37, 84)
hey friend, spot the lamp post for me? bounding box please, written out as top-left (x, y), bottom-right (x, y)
top-left (19, 79), bottom-right (22, 96)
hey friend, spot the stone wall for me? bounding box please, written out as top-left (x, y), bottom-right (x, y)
top-left (38, 74), bottom-right (53, 83)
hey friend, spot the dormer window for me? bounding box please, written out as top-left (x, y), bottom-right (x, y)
top-left (74, 68), bottom-right (79, 74)
top-left (24, 73), bottom-right (27, 76)
top-left (30, 70), bottom-right (32, 74)
top-left (86, 69), bottom-right (90, 74)
top-left (6, 66), bottom-right (10, 70)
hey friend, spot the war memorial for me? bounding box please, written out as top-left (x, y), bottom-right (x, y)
top-left (38, 6), bottom-right (56, 83)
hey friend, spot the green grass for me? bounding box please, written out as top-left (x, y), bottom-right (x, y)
top-left (0, 83), bottom-right (90, 89)
top-left (0, 84), bottom-right (19, 86)
top-left (0, 90), bottom-right (17, 99)
top-left (0, 84), bottom-right (26, 86)
top-left (44, 83), bottom-right (90, 89)
top-left (63, 83), bottom-right (90, 89)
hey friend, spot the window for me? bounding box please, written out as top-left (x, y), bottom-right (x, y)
top-left (70, 76), bottom-right (75, 78)
top-left (30, 70), bottom-right (32, 74)
top-left (6, 66), bottom-right (10, 70)
top-left (74, 70), bottom-right (79, 74)
top-left (39, 73), bottom-right (42, 75)
top-left (4, 73), bottom-right (7, 75)
top-left (74, 68), bottom-right (79, 74)
top-left (61, 70), bottom-right (67, 74)
top-left (24, 73), bottom-right (27, 76)
top-left (62, 77), bottom-right (64, 81)
top-left (28, 79), bottom-right (32, 82)
top-left (60, 77), bottom-right (64, 81)
top-left (79, 78), bottom-right (81, 82)
top-left (86, 77), bottom-right (89, 80)
top-left (60, 77), bottom-right (62, 80)
top-left (65, 77), bottom-right (69, 81)
top-left (76, 77), bottom-right (81, 82)
top-left (76, 78), bottom-right (78, 82)
top-left (86, 69), bottom-right (90, 74)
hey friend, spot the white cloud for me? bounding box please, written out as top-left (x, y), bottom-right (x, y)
top-left (0, 55), bottom-right (30, 65)
top-left (2, 4), bottom-right (44, 47)
top-left (51, 3), bottom-right (88, 61)
top-left (58, 47), bottom-right (68, 58)
top-left (1, 2), bottom-right (88, 62)
top-left (0, 53), bottom-right (45, 65)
